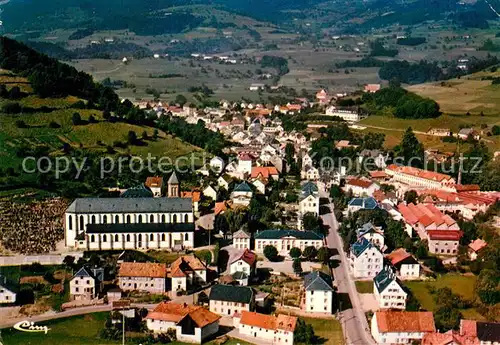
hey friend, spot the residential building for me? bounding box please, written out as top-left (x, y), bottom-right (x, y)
top-left (386, 248), bottom-right (420, 278)
top-left (209, 157), bottom-right (225, 174)
top-left (181, 191), bottom-right (201, 214)
top-left (145, 176), bottom-right (164, 197)
top-left (238, 154), bottom-right (254, 176)
top-left (385, 165), bottom-right (456, 192)
top-left (217, 174), bottom-right (232, 191)
top-left (118, 262), bottom-right (167, 294)
top-left (347, 197), bottom-right (379, 214)
top-left (301, 166), bottom-right (320, 181)
top-left (423, 319), bottom-right (500, 345)
top-left (458, 128), bottom-right (479, 140)
top-left (0, 275), bottom-right (16, 304)
top-left (251, 177), bottom-right (267, 194)
top-left (365, 84), bottom-right (381, 93)
top-left (70, 266), bottom-right (104, 301)
top-left (254, 230), bottom-right (324, 256)
top-left (325, 106), bottom-right (366, 122)
top-left (303, 271), bottom-right (334, 314)
top-left (209, 284), bottom-right (255, 316)
top-left (170, 255), bottom-right (207, 294)
top-left (398, 203), bottom-right (462, 256)
top-left (357, 222), bottom-right (385, 249)
top-left (249, 83), bottom-right (265, 91)
top-left (349, 237), bottom-right (383, 278)
top-left (146, 302), bottom-right (220, 344)
top-left (231, 182), bottom-right (253, 206)
top-left (233, 229), bottom-right (251, 250)
top-left (468, 239), bottom-right (487, 261)
top-left (373, 266), bottom-right (407, 310)
top-left (236, 311), bottom-right (297, 345)
top-left (371, 310), bottom-right (436, 344)
top-left (203, 185), bottom-right (218, 200)
top-left (298, 181), bottom-right (320, 229)
top-left (343, 178), bottom-right (380, 197)
top-left (229, 249), bottom-right (257, 286)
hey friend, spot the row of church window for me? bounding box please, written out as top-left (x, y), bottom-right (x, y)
top-left (68, 214), bottom-right (189, 230)
top-left (89, 233), bottom-right (190, 243)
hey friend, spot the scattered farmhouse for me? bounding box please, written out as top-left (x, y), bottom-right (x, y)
top-left (371, 311), bottom-right (436, 344)
top-left (235, 311), bottom-right (297, 345)
top-left (118, 262), bottom-right (167, 294)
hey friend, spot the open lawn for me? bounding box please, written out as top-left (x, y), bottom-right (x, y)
top-left (299, 316), bottom-right (345, 345)
top-left (355, 280), bottom-right (373, 294)
top-left (405, 274), bottom-right (477, 311)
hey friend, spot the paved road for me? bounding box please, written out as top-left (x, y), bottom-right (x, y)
top-left (318, 182), bottom-right (375, 345)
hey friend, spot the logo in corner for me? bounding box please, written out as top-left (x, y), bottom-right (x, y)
top-left (13, 321), bottom-right (50, 334)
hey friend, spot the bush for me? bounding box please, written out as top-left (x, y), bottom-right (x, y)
top-left (15, 120), bottom-right (27, 128)
top-left (2, 102), bottom-right (22, 114)
top-left (303, 246), bottom-right (318, 261)
top-left (263, 245), bottom-right (280, 262)
top-left (88, 115), bottom-right (97, 123)
top-left (72, 112), bottom-right (82, 125)
top-left (492, 125), bottom-right (500, 136)
top-left (289, 247), bottom-right (302, 259)
top-left (49, 121), bottom-right (61, 128)
top-left (316, 247), bottom-right (330, 263)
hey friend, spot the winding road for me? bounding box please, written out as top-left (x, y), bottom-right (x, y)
top-left (318, 182), bottom-right (376, 345)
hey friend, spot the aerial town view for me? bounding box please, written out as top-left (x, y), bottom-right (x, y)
top-left (0, 0), bottom-right (500, 344)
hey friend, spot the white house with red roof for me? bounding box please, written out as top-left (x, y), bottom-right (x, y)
top-left (371, 310), bottom-right (436, 344)
top-left (229, 249), bottom-right (257, 286)
top-left (237, 153), bottom-right (254, 176)
top-left (343, 178), bottom-right (380, 197)
top-left (118, 262), bottom-right (167, 294)
top-left (385, 165), bottom-right (456, 192)
top-left (398, 202), bottom-right (462, 256)
top-left (386, 248), bottom-right (420, 278)
top-left (235, 311), bottom-right (297, 345)
top-left (468, 239), bottom-right (487, 261)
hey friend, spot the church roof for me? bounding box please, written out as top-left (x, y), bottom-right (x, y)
top-left (168, 172), bottom-right (179, 184)
top-left (66, 197), bottom-right (192, 214)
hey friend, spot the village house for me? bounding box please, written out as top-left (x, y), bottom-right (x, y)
top-left (303, 271), bottom-right (334, 314)
top-left (209, 284), bottom-right (255, 316)
top-left (385, 165), bottom-right (456, 192)
top-left (231, 182), bottom-right (253, 207)
top-left (254, 230), bottom-right (324, 257)
top-left (217, 174), bottom-right (233, 191)
top-left (364, 84), bottom-right (381, 93)
top-left (203, 185), bottom-right (218, 200)
top-left (251, 176), bottom-right (267, 194)
top-left (386, 248), bottom-right (420, 278)
top-left (343, 178), bottom-right (380, 197)
top-left (316, 89), bottom-right (331, 104)
top-left (357, 222), bottom-right (385, 249)
top-left (458, 128), bottom-right (480, 140)
top-left (145, 176), bottom-right (164, 197)
top-left (373, 266), bottom-right (407, 310)
top-left (229, 249), bottom-right (257, 286)
top-left (371, 310), bottom-right (436, 344)
top-left (233, 229), bottom-right (252, 250)
top-left (237, 154), bottom-right (254, 176)
top-left (468, 239), bottom-right (487, 261)
top-left (235, 311), bottom-right (297, 345)
top-left (301, 165), bottom-right (320, 181)
top-left (298, 181), bottom-right (320, 229)
top-left (347, 197), bottom-right (379, 214)
top-left (250, 166), bottom-right (279, 181)
top-left (181, 191), bottom-right (201, 214)
top-left (0, 275), bottom-right (17, 304)
top-left (349, 237), bottom-right (384, 278)
top-left (422, 319), bottom-right (500, 345)
top-left (118, 262), bottom-right (167, 294)
top-left (146, 302), bottom-right (220, 344)
top-left (325, 106), bottom-right (366, 122)
top-left (70, 266), bottom-right (104, 301)
top-left (169, 255), bottom-right (208, 294)
top-left (398, 203), bottom-right (462, 256)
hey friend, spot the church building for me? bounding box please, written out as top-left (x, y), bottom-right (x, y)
top-left (65, 172), bottom-right (195, 251)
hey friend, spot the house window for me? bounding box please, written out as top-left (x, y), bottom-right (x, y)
top-left (184, 214), bottom-right (189, 223)
top-left (91, 215), bottom-right (96, 224)
top-left (185, 233), bottom-right (189, 241)
top-left (173, 215), bottom-right (177, 223)
top-left (161, 215), bottom-right (166, 222)
top-left (102, 235), bottom-right (107, 242)
top-left (161, 234), bottom-right (166, 241)
top-left (68, 216), bottom-right (73, 230)
top-left (126, 234), bottom-right (131, 242)
top-left (115, 234), bottom-right (119, 242)
top-left (115, 215), bottom-right (120, 223)
top-left (138, 215), bottom-right (143, 223)
top-left (103, 215), bottom-right (107, 224)
top-left (126, 215), bottom-right (131, 223)
top-left (90, 235), bottom-right (95, 242)
top-left (79, 216), bottom-right (84, 230)
top-left (150, 214), bottom-right (154, 223)
top-left (150, 234), bottom-right (154, 241)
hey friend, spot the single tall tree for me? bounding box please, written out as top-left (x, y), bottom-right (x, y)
top-left (397, 127), bottom-right (424, 167)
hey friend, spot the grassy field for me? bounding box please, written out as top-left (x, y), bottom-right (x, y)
top-left (355, 280), bottom-right (373, 294)
top-left (299, 316), bottom-right (345, 345)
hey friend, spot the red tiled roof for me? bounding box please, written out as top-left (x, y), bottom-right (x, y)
top-left (365, 84), bottom-right (381, 92)
top-left (369, 170), bottom-right (388, 178)
top-left (460, 320), bottom-right (477, 337)
top-left (240, 311), bottom-right (297, 332)
top-left (169, 255), bottom-right (206, 278)
top-left (145, 176), bottom-right (163, 188)
top-left (181, 191), bottom-right (201, 202)
top-left (251, 166), bottom-right (279, 179)
top-left (147, 302), bottom-right (220, 328)
top-left (422, 330), bottom-right (479, 345)
top-left (119, 262), bottom-right (167, 278)
top-left (387, 164), bottom-right (454, 183)
top-left (468, 239), bottom-right (487, 252)
top-left (346, 178), bottom-right (373, 189)
top-left (386, 248), bottom-right (412, 266)
top-left (239, 153), bottom-right (254, 161)
top-left (427, 230), bottom-right (463, 241)
top-left (376, 311), bottom-right (436, 333)
top-left (233, 249), bottom-right (256, 266)
top-left (455, 184), bottom-right (480, 192)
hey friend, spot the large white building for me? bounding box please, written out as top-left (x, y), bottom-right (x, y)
top-left (232, 229), bottom-right (251, 250)
top-left (303, 271), bottom-right (334, 314)
top-left (357, 222), bottom-right (385, 249)
top-left (254, 230), bottom-right (324, 257)
top-left (325, 106), bottom-right (366, 122)
top-left (298, 181), bottom-right (320, 230)
top-left (371, 311), bottom-right (436, 344)
top-left (349, 237), bottom-right (383, 278)
top-left (373, 266), bottom-right (407, 310)
top-left (385, 164), bottom-right (456, 192)
top-left (146, 302), bottom-right (220, 344)
top-left (235, 311), bottom-right (297, 345)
